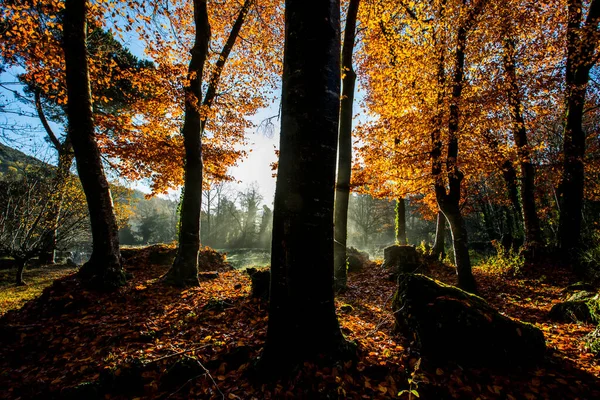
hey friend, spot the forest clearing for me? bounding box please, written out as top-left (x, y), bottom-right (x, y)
top-left (1, 246), bottom-right (599, 399)
top-left (3, 0), bottom-right (600, 398)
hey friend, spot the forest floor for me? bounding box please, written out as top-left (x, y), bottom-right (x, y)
top-left (0, 250), bottom-right (599, 399)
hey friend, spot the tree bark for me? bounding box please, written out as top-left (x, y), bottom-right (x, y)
top-left (559, 0), bottom-right (600, 257)
top-left (395, 197), bottom-right (408, 245)
top-left (502, 33), bottom-right (542, 248)
top-left (261, 0), bottom-right (352, 372)
top-left (431, 211), bottom-right (446, 260)
top-left (432, 9), bottom-right (482, 293)
top-left (15, 258), bottom-right (26, 286)
top-left (167, 0), bottom-right (211, 286)
top-left (334, 0), bottom-right (360, 292)
top-left (63, 0), bottom-right (125, 290)
top-left (169, 0), bottom-right (250, 280)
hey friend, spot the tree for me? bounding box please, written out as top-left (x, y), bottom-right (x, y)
top-left (559, 0), bottom-right (600, 258)
top-left (334, 0), bottom-right (361, 292)
top-left (165, 0), bottom-right (211, 287)
top-left (63, 0), bottom-right (125, 290)
top-left (0, 170), bottom-right (88, 285)
top-left (261, 0), bottom-right (352, 371)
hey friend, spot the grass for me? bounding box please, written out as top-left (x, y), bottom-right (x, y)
top-left (0, 264), bottom-right (78, 315)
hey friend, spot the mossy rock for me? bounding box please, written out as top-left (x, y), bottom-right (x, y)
top-left (383, 245), bottom-right (420, 275)
top-left (246, 267), bottom-right (270, 300)
top-left (347, 247), bottom-right (369, 273)
top-left (548, 292), bottom-right (600, 324)
top-left (585, 326), bottom-right (600, 357)
top-left (392, 273), bottom-right (546, 367)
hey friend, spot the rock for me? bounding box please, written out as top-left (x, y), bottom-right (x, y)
top-left (392, 273), bottom-right (546, 367)
top-left (548, 292), bottom-right (600, 324)
top-left (347, 247), bottom-right (369, 273)
top-left (198, 272), bottom-right (219, 281)
top-left (66, 258), bottom-right (78, 268)
top-left (246, 267), bottom-right (270, 300)
top-left (383, 245), bottom-right (420, 275)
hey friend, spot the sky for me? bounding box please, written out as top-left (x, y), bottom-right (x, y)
top-left (0, 71), bottom-right (281, 206)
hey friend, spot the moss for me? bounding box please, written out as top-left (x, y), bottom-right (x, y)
top-left (392, 273), bottom-right (545, 367)
top-left (549, 293), bottom-right (600, 324)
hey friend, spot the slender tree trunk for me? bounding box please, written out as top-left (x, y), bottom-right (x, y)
top-left (559, 0), bottom-right (600, 258)
top-left (433, 18), bottom-right (479, 293)
top-left (261, 0), bottom-right (351, 372)
top-left (15, 258), bottom-right (26, 286)
top-left (169, 0), bottom-right (250, 280)
top-left (432, 211), bottom-right (446, 260)
top-left (395, 197), bottom-right (408, 245)
top-left (63, 0), bottom-right (125, 290)
top-left (167, 0), bottom-right (210, 286)
top-left (480, 200), bottom-right (497, 241)
top-left (334, 0), bottom-right (360, 292)
top-left (502, 34), bottom-right (541, 248)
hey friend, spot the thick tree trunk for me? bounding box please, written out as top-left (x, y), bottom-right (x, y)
top-left (63, 0), bottom-right (125, 290)
top-left (261, 0), bottom-right (351, 372)
top-left (502, 34), bottom-right (541, 248)
top-left (559, 0), bottom-right (600, 257)
top-left (167, 0), bottom-right (211, 286)
top-left (334, 0), bottom-right (360, 292)
top-left (395, 198), bottom-right (408, 245)
top-left (15, 258), bottom-right (26, 286)
top-left (431, 211), bottom-right (446, 260)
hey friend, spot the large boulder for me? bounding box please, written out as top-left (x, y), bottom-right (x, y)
top-left (548, 291), bottom-right (600, 324)
top-left (383, 245), bottom-right (420, 274)
top-left (392, 273), bottom-right (546, 367)
top-left (346, 247), bottom-right (370, 273)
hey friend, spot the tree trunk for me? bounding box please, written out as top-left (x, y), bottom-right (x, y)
top-left (502, 33), bottom-right (541, 248)
top-left (395, 197), bottom-right (408, 245)
top-left (63, 0), bottom-right (125, 290)
top-left (444, 208), bottom-right (476, 291)
top-left (432, 16), bottom-right (479, 293)
top-left (334, 0), bottom-right (360, 292)
top-left (559, 0), bottom-right (600, 258)
top-left (261, 0), bottom-right (352, 372)
top-left (15, 258), bottom-right (26, 286)
top-left (167, 0), bottom-right (211, 286)
top-left (432, 211), bottom-right (446, 260)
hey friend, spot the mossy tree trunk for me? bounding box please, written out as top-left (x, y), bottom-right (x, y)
top-left (63, 0), bottom-right (125, 290)
top-left (334, 0), bottom-right (360, 292)
top-left (261, 0), bottom-right (352, 372)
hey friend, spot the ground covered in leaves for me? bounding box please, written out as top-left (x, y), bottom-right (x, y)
top-left (1, 249), bottom-right (599, 399)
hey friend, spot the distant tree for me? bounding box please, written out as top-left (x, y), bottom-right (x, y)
top-left (261, 0), bottom-right (352, 371)
top-left (0, 170), bottom-right (88, 285)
